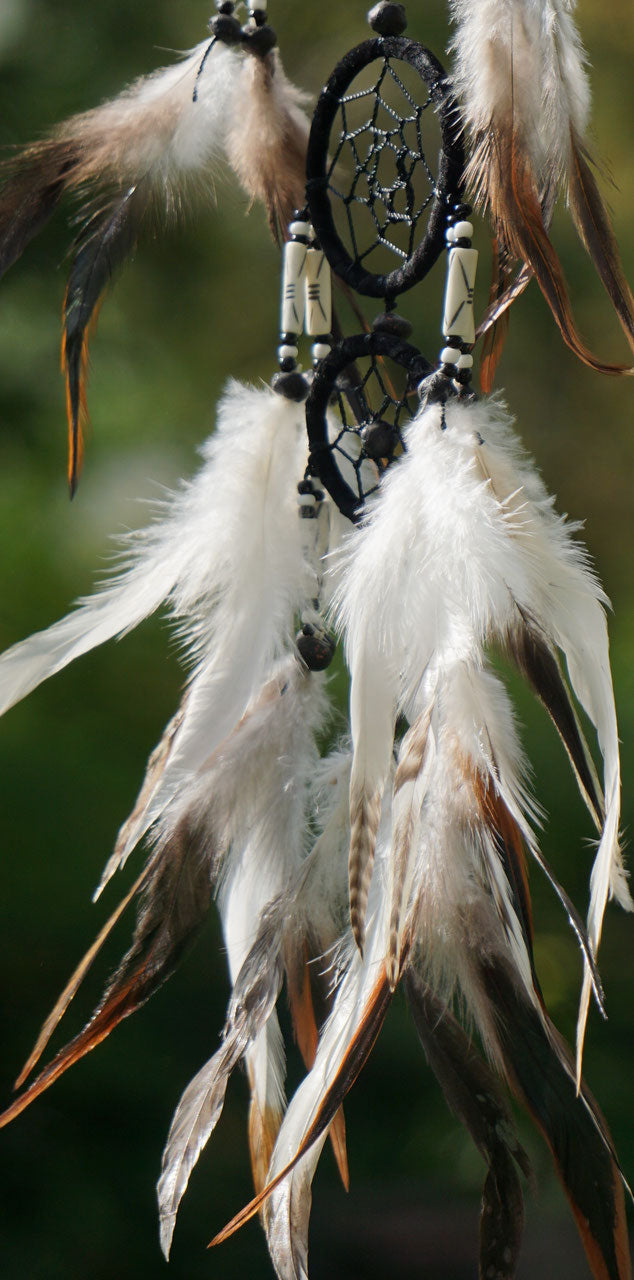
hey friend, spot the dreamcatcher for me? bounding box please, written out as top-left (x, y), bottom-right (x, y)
top-left (0, 4), bottom-right (632, 1279)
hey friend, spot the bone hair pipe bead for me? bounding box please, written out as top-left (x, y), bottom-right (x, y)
top-left (442, 246), bottom-right (479, 347)
top-left (305, 247), bottom-right (332, 337)
top-left (280, 239), bottom-right (308, 337)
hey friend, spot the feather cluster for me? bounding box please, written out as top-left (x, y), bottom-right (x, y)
top-left (0, 35), bottom-right (309, 491)
top-left (449, 0), bottom-right (634, 386)
top-left (0, 375), bottom-right (630, 1280)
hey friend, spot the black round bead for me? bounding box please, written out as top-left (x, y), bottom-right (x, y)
top-left (209, 13), bottom-right (242, 42)
top-left (362, 418), bottom-right (397, 462)
top-left (242, 22), bottom-right (277, 55)
top-left (372, 311), bottom-right (413, 339)
top-left (216, 1), bottom-right (235, 13)
top-left (250, 7), bottom-right (267, 24)
top-left (272, 370), bottom-right (310, 402)
top-left (367, 2), bottom-right (408, 35)
top-left (296, 629), bottom-right (336, 672)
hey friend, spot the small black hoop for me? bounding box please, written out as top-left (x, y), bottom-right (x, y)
top-left (305, 331), bottom-right (432, 521)
top-left (305, 36), bottom-right (464, 299)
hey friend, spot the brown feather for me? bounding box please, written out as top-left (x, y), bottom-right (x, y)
top-left (479, 239), bottom-right (513, 393)
top-left (247, 1085), bottom-right (284, 1198)
top-left (1, 816), bottom-right (215, 1129)
top-left (209, 967), bottom-right (392, 1247)
top-left (348, 786), bottom-right (382, 956)
top-left (388, 706), bottom-right (433, 989)
top-left (0, 144), bottom-right (77, 278)
top-left (14, 865), bottom-right (148, 1091)
top-left (404, 970), bottom-right (530, 1280)
top-left (480, 958), bottom-right (631, 1280)
top-left (469, 131), bottom-right (631, 375)
top-left (224, 51), bottom-right (309, 242)
top-left (568, 130), bottom-right (634, 357)
top-left (286, 946), bottom-right (350, 1190)
top-left (506, 618), bottom-right (603, 828)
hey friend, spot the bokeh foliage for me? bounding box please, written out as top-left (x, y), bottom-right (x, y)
top-left (0, 2), bottom-right (632, 1277)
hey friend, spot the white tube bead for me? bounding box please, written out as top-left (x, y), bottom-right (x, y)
top-left (442, 246), bottom-right (478, 346)
top-left (305, 247), bottom-right (332, 337)
top-left (281, 240), bottom-right (308, 337)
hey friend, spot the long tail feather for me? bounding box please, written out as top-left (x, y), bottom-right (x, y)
top-left (158, 897), bottom-right (287, 1259)
top-left (62, 186), bottom-right (145, 494)
top-left (210, 966), bottom-right (392, 1251)
top-left (14, 865), bottom-right (148, 1090)
top-left (568, 131), bottom-right (634, 357)
top-left (505, 147), bottom-right (629, 376)
top-left (404, 969), bottom-right (530, 1280)
top-left (479, 957), bottom-right (631, 1280)
top-left (0, 816), bottom-right (213, 1130)
top-left (286, 951), bottom-right (349, 1191)
top-left (507, 617), bottom-right (603, 828)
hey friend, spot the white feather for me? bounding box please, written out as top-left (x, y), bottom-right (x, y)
top-left (263, 819), bottom-right (392, 1280)
top-left (157, 659), bottom-right (328, 1257)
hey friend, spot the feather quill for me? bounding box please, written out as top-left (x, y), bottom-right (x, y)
top-left (449, 0), bottom-right (634, 373)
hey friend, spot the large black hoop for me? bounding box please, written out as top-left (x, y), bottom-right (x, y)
top-left (305, 330), bottom-right (432, 522)
top-left (305, 36), bottom-right (464, 300)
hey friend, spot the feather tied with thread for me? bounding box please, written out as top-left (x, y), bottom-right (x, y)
top-left (0, 37), bottom-right (310, 491)
top-left (449, 0), bottom-right (634, 386)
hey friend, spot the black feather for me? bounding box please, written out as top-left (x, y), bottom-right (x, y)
top-left (63, 183), bottom-right (145, 494)
top-left (479, 958), bottom-right (631, 1280)
top-left (404, 969), bottom-right (530, 1280)
top-left (508, 616), bottom-right (604, 827)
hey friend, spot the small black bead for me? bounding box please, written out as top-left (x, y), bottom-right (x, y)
top-left (216, 1), bottom-right (235, 13)
top-left (242, 22), bottom-right (277, 55)
top-left (272, 370), bottom-right (310, 402)
top-left (298, 480), bottom-right (314, 495)
top-left (250, 7), bottom-right (267, 24)
top-left (209, 13), bottom-right (242, 42)
top-left (367, 2), bottom-right (408, 35)
top-left (362, 419), bottom-right (397, 461)
top-left (372, 311), bottom-right (413, 339)
top-left (296, 629), bottom-right (336, 672)
top-left (453, 201), bottom-right (472, 218)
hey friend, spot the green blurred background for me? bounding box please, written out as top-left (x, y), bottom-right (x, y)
top-left (0, 1), bottom-right (632, 1277)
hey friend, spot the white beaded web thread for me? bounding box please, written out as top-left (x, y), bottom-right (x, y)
top-left (326, 59), bottom-right (438, 276)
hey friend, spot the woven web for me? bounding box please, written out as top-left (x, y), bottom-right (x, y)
top-left (327, 57), bottom-right (437, 274)
top-left (330, 354), bottom-right (419, 505)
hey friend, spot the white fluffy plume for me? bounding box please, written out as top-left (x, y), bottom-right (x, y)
top-left (0, 380), bottom-right (310, 892)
